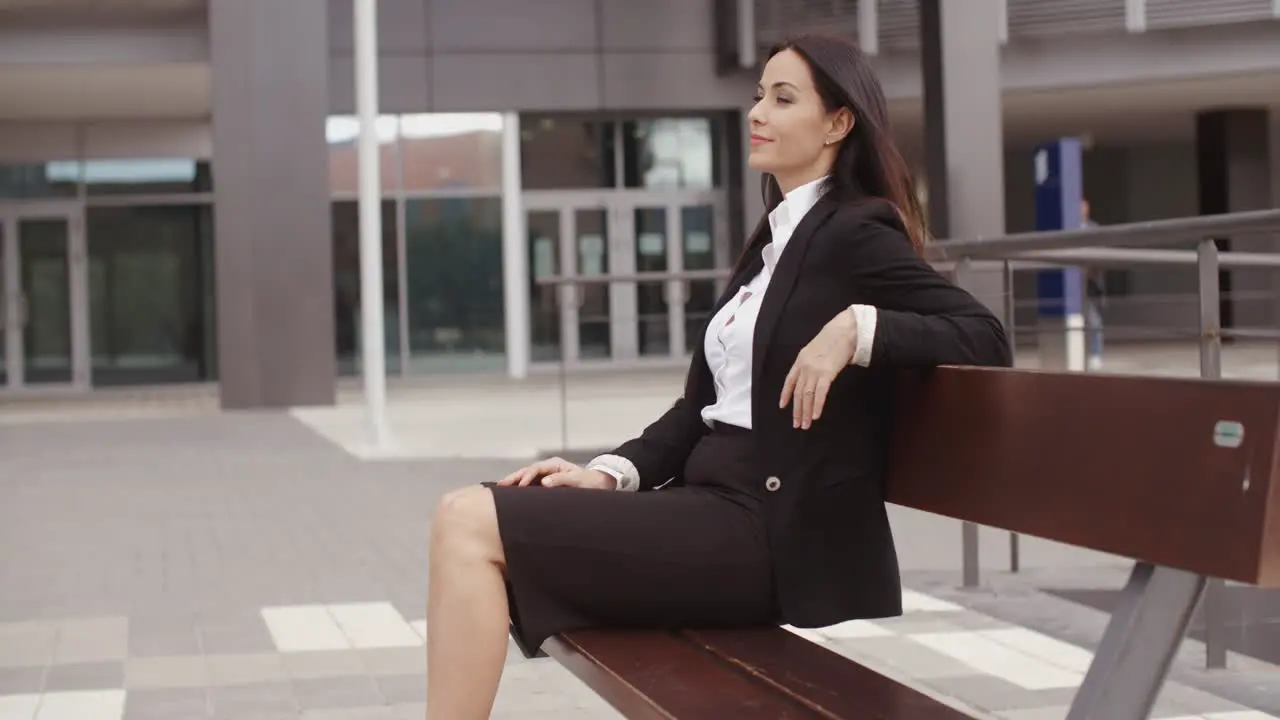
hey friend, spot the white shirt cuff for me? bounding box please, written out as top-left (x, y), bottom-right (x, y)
top-left (849, 304), bottom-right (877, 367)
top-left (586, 453), bottom-right (640, 492)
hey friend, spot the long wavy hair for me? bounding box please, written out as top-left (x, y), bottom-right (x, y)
top-left (742, 34), bottom-right (928, 261)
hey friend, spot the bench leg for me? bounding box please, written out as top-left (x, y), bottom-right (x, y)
top-left (1066, 562), bottom-right (1205, 720)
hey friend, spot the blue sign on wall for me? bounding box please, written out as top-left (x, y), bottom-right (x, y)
top-left (1034, 138), bottom-right (1084, 319)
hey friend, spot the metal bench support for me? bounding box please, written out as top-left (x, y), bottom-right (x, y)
top-left (1066, 562), bottom-right (1206, 720)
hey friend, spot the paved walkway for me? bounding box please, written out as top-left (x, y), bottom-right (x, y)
top-left (1, 341), bottom-right (1279, 719)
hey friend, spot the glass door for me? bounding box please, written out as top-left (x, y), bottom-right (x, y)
top-left (525, 196), bottom-right (613, 364)
top-left (1, 205), bottom-right (89, 390)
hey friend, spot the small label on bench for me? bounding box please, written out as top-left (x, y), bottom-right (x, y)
top-left (1214, 420), bottom-right (1245, 448)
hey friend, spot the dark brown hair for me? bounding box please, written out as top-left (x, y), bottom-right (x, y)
top-left (749, 34), bottom-right (928, 255)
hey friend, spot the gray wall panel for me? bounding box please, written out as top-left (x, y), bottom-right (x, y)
top-left (211, 0), bottom-right (335, 408)
top-left (329, 0), bottom-right (430, 54)
top-left (602, 52), bottom-right (752, 109)
top-left (329, 54), bottom-right (432, 114)
top-left (599, 0), bottom-right (716, 51)
top-left (429, 0), bottom-right (597, 52)
top-left (432, 53), bottom-right (600, 111)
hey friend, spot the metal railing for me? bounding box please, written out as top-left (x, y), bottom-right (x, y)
top-left (534, 207), bottom-right (1280, 673)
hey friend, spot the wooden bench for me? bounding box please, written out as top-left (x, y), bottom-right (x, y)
top-left (542, 366), bottom-right (1280, 719)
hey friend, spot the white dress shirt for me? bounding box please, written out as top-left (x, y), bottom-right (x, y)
top-left (589, 176), bottom-right (878, 491)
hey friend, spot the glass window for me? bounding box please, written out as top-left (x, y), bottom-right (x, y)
top-left (404, 196), bottom-right (506, 373)
top-left (79, 158), bottom-right (213, 195)
top-left (520, 116), bottom-right (617, 190)
top-left (327, 115), bottom-right (401, 195)
top-left (400, 113), bottom-right (504, 192)
top-left (526, 210), bottom-right (562, 363)
top-left (332, 200), bottom-right (400, 376)
top-left (623, 118), bottom-right (720, 190)
top-left (86, 205), bottom-right (215, 385)
top-left (682, 205), bottom-right (718, 354)
top-left (0, 162), bottom-right (80, 199)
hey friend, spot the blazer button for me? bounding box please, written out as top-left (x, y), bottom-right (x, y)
top-left (765, 476), bottom-right (782, 492)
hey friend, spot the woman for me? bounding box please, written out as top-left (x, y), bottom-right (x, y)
top-left (426, 34), bottom-right (1012, 719)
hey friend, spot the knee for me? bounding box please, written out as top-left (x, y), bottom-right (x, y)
top-left (431, 486), bottom-right (501, 563)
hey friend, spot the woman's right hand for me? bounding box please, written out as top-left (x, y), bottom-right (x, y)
top-left (497, 457), bottom-right (617, 490)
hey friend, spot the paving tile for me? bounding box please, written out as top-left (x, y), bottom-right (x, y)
top-left (374, 674), bottom-right (426, 705)
top-left (34, 688), bottom-right (127, 720)
top-left (124, 655), bottom-right (208, 689)
top-left (910, 631), bottom-right (1084, 690)
top-left (361, 648), bottom-right (425, 677)
top-left (262, 607), bottom-right (349, 653)
top-left (205, 654), bottom-right (286, 687)
top-left (873, 616), bottom-right (980, 635)
top-left (979, 628), bottom-right (1095, 674)
top-left (282, 650), bottom-right (368, 680)
top-left (388, 703), bottom-right (427, 720)
top-left (207, 681), bottom-right (298, 717)
top-left (0, 666), bottom-right (46, 694)
top-left (328, 603), bottom-right (420, 649)
top-left (292, 676), bottom-right (382, 711)
top-left (44, 662), bottom-right (125, 692)
top-left (828, 635), bottom-right (977, 680)
top-left (1158, 683), bottom-right (1261, 715)
top-left (122, 687), bottom-right (210, 720)
top-left (0, 693), bottom-right (41, 720)
top-left (126, 616), bottom-right (201, 658)
top-left (54, 617), bottom-right (129, 665)
top-left (198, 618), bottom-right (278, 655)
top-left (924, 675), bottom-right (1078, 713)
top-left (995, 707), bottom-right (1069, 720)
top-left (0, 622), bottom-right (58, 668)
top-left (491, 673), bottom-right (582, 716)
top-left (301, 707), bottom-right (398, 719)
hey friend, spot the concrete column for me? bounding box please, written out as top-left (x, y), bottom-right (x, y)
top-left (919, 0), bottom-right (1008, 322)
top-left (1195, 109), bottom-right (1274, 330)
top-left (501, 111), bottom-right (530, 379)
top-left (209, 0), bottom-right (335, 408)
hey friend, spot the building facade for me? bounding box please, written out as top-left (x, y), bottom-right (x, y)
top-left (0, 0), bottom-right (1278, 407)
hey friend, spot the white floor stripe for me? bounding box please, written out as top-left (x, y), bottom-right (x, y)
top-left (818, 620), bottom-right (894, 639)
top-left (910, 631), bottom-right (1083, 690)
top-left (781, 625), bottom-right (830, 644)
top-left (0, 694), bottom-right (40, 720)
top-left (978, 628), bottom-right (1095, 673)
top-left (902, 590), bottom-right (962, 613)
top-left (261, 605), bottom-right (350, 652)
top-left (34, 690), bottom-right (125, 720)
top-left (410, 620), bottom-right (427, 640)
top-left (327, 602), bottom-right (421, 649)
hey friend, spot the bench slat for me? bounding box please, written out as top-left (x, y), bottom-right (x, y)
top-left (888, 368), bottom-right (1280, 585)
top-left (683, 628), bottom-right (974, 720)
top-left (545, 629), bottom-right (823, 719)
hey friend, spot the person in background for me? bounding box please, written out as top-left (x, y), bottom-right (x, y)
top-left (1081, 198), bottom-right (1105, 370)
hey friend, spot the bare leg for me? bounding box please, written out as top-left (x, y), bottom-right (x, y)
top-left (427, 486), bottom-right (509, 720)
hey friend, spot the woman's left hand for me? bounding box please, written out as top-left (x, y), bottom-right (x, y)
top-left (780, 308), bottom-right (859, 429)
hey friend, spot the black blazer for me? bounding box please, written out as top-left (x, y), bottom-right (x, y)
top-left (608, 197), bottom-right (1013, 628)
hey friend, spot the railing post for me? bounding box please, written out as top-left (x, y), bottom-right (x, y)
top-left (954, 257), bottom-right (982, 588)
top-left (1198, 238), bottom-right (1228, 670)
top-left (1004, 258), bottom-right (1020, 573)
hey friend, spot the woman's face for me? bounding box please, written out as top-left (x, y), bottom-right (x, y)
top-left (747, 49), bottom-right (852, 191)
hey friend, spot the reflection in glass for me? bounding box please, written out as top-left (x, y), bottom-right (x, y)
top-left (87, 205), bottom-right (214, 385)
top-left (520, 117), bottom-right (616, 190)
top-left (0, 163), bottom-right (80, 199)
top-left (332, 200), bottom-right (400, 376)
top-left (78, 158), bottom-right (213, 195)
top-left (576, 209), bottom-right (611, 359)
top-left (527, 210), bottom-right (562, 362)
top-left (634, 208), bottom-right (670, 357)
top-left (683, 206), bottom-right (718, 354)
top-left (0, 224), bottom-right (6, 386)
top-left (401, 113), bottom-right (504, 192)
top-left (19, 219), bottom-right (72, 384)
top-left (623, 118), bottom-right (720, 190)
top-left (404, 197), bottom-right (506, 373)
top-left (327, 115), bottom-right (401, 194)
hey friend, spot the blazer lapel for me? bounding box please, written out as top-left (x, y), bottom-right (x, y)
top-left (751, 199), bottom-right (838, 389)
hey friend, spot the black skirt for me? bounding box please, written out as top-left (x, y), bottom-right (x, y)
top-left (486, 424), bottom-right (778, 656)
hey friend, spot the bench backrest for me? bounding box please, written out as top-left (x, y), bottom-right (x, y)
top-left (886, 367), bottom-right (1280, 587)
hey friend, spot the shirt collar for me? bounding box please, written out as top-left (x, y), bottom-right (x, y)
top-left (765, 175), bottom-right (828, 265)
